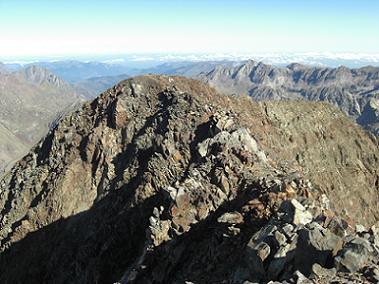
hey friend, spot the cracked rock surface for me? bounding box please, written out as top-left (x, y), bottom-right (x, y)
top-left (0, 75), bottom-right (378, 283)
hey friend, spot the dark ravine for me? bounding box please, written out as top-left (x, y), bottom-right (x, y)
top-left (0, 75), bottom-right (378, 283)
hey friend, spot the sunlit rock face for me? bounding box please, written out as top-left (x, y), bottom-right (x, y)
top-left (0, 75), bottom-right (378, 283)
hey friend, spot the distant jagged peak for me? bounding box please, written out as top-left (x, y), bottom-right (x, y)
top-left (335, 65), bottom-right (350, 71)
top-left (205, 59), bottom-right (379, 86)
top-left (206, 60), bottom-right (272, 81)
top-left (235, 60), bottom-right (271, 73)
top-left (203, 63), bottom-right (230, 78)
top-left (211, 59), bottom-right (256, 70)
top-left (15, 65), bottom-right (68, 88)
top-left (243, 58), bottom-right (258, 66)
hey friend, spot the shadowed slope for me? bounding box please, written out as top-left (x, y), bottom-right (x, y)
top-left (0, 75), bottom-right (377, 283)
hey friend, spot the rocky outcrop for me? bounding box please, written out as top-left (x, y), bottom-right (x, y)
top-left (199, 60), bottom-right (379, 134)
top-left (233, 197), bottom-right (379, 283)
top-left (0, 75), bottom-right (378, 283)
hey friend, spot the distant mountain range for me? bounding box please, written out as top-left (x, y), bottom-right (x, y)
top-left (2, 60), bottom-right (134, 83)
top-left (199, 60), bottom-right (379, 135)
top-left (1, 58), bottom-right (378, 173)
top-left (59, 59), bottom-right (379, 134)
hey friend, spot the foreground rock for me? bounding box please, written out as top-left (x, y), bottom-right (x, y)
top-left (0, 75), bottom-right (378, 283)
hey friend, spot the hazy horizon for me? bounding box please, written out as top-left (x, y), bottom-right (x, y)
top-left (1, 52), bottom-right (379, 69)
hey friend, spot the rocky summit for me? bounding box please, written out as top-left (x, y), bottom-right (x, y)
top-left (0, 75), bottom-right (378, 283)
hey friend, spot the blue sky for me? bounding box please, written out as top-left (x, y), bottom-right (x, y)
top-left (0, 0), bottom-right (378, 56)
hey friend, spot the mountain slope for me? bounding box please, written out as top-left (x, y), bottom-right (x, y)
top-left (0, 75), bottom-right (378, 283)
top-left (0, 66), bottom-right (84, 173)
top-left (0, 123), bottom-right (29, 171)
top-left (200, 60), bottom-right (379, 134)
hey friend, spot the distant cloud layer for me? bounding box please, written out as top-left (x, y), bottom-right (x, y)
top-left (2, 52), bottom-right (379, 68)
top-left (130, 52), bottom-right (379, 66)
